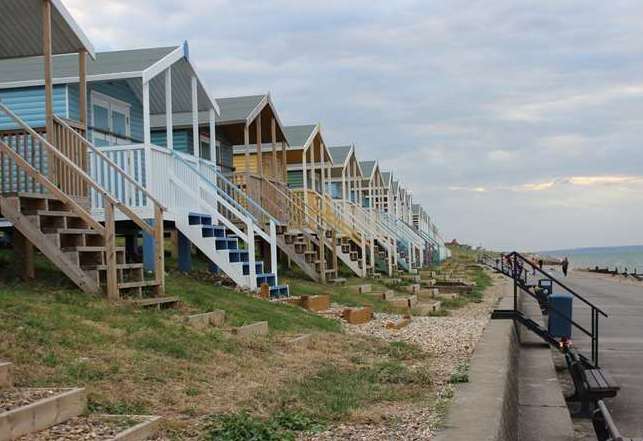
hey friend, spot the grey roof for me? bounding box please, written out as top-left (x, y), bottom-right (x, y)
top-left (381, 172), bottom-right (391, 186)
top-left (0, 46), bottom-right (177, 85)
top-left (0, 45), bottom-right (216, 114)
top-left (217, 95), bottom-right (265, 124)
top-left (0, 0), bottom-right (94, 59)
top-left (284, 124), bottom-right (316, 148)
top-left (328, 145), bottom-right (351, 165)
top-left (392, 180), bottom-right (399, 192)
top-left (359, 161), bottom-right (376, 178)
top-left (412, 204), bottom-right (421, 214)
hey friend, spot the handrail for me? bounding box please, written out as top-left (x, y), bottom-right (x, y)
top-left (53, 115), bottom-right (166, 211)
top-left (593, 400), bottom-right (624, 441)
top-left (268, 183), bottom-right (330, 233)
top-left (0, 102), bottom-right (132, 233)
top-left (197, 158), bottom-right (278, 226)
top-left (511, 251), bottom-right (608, 317)
top-left (0, 139), bottom-right (105, 235)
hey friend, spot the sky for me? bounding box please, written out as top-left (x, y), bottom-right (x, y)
top-left (66, 0), bottom-right (643, 251)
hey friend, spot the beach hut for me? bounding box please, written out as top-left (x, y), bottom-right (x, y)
top-left (0, 40), bottom-right (289, 297)
top-left (0, 0), bottom-right (170, 301)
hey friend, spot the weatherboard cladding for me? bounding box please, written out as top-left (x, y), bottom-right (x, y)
top-left (284, 124), bottom-right (316, 148)
top-left (0, 85), bottom-right (68, 130)
top-left (287, 170), bottom-right (304, 188)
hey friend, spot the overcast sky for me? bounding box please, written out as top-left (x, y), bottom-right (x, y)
top-left (67, 0), bottom-right (643, 251)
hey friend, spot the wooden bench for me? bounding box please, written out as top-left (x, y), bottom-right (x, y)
top-left (593, 400), bottom-right (642, 441)
top-left (565, 351), bottom-right (620, 417)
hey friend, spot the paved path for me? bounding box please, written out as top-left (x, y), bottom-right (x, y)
top-left (559, 271), bottom-right (643, 437)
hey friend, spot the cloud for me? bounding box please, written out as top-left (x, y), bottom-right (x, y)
top-left (65, 0), bottom-right (643, 250)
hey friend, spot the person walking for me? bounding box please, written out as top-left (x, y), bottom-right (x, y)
top-left (562, 257), bottom-right (569, 277)
top-left (538, 259), bottom-right (544, 270)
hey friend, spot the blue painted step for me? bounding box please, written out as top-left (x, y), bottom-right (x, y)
top-left (202, 225), bottom-right (226, 238)
top-left (256, 272), bottom-right (276, 287)
top-left (229, 250), bottom-right (249, 263)
top-left (243, 262), bottom-right (263, 275)
top-left (215, 237), bottom-right (239, 250)
top-left (188, 212), bottom-right (212, 225)
top-left (269, 284), bottom-right (290, 298)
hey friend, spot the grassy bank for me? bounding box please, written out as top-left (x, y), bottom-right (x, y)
top-left (0, 251), bottom-right (436, 439)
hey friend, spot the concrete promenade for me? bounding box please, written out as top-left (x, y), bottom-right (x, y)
top-left (561, 271), bottom-right (643, 437)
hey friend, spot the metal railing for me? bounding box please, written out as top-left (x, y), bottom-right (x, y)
top-left (487, 251), bottom-right (607, 367)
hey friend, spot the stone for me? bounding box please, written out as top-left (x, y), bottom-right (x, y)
top-left (331, 278), bottom-right (347, 285)
top-left (414, 301), bottom-right (442, 315)
top-left (351, 284), bottom-right (371, 294)
top-left (401, 274), bottom-right (421, 282)
top-left (421, 279), bottom-right (436, 288)
top-left (284, 297), bottom-right (304, 307)
top-left (208, 310), bottom-right (226, 327)
top-left (232, 321), bottom-right (269, 337)
top-left (366, 290), bottom-right (394, 300)
top-left (406, 284), bottom-right (421, 294)
top-left (301, 295), bottom-right (330, 312)
top-left (388, 295), bottom-right (418, 309)
top-left (385, 318), bottom-right (412, 329)
top-left (343, 306), bottom-right (373, 324)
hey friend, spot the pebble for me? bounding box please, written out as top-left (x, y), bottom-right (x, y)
top-left (301, 273), bottom-right (505, 440)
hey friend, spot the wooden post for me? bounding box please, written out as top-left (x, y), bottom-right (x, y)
top-left (78, 50), bottom-right (87, 129)
top-left (244, 124), bottom-right (250, 181)
top-left (154, 204), bottom-right (165, 295)
top-left (165, 67), bottom-right (173, 150)
top-left (271, 117), bottom-right (277, 179)
top-left (310, 138), bottom-right (316, 194)
top-left (331, 229), bottom-right (338, 277)
top-left (14, 231), bottom-right (35, 280)
top-left (256, 112), bottom-right (263, 177)
top-left (104, 202), bottom-right (119, 300)
top-left (43, 0), bottom-right (54, 182)
top-left (282, 141), bottom-right (287, 183)
top-left (319, 225), bottom-right (326, 283)
top-left (302, 148), bottom-right (308, 209)
top-left (169, 229), bottom-right (178, 258)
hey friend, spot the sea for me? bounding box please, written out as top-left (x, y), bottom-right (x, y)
top-left (539, 245), bottom-right (643, 273)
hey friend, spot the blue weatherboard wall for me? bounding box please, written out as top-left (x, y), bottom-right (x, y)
top-left (0, 85), bottom-right (68, 130)
top-left (151, 128), bottom-right (193, 153)
top-left (287, 170), bottom-right (303, 188)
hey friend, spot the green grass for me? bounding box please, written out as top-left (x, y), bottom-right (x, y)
top-left (276, 360), bottom-right (432, 421)
top-left (283, 276), bottom-right (403, 313)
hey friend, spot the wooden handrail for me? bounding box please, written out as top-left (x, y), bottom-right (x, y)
top-left (0, 103), bottom-right (157, 238)
top-left (0, 139), bottom-right (106, 235)
top-left (53, 115), bottom-right (166, 211)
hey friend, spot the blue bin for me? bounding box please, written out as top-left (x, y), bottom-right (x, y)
top-left (548, 292), bottom-right (573, 338)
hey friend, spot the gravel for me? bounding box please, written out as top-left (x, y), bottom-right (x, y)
top-left (0, 388), bottom-right (60, 413)
top-left (301, 272), bottom-right (506, 441)
top-left (19, 415), bottom-right (144, 440)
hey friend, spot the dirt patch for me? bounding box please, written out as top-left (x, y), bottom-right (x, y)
top-left (0, 388), bottom-right (60, 412)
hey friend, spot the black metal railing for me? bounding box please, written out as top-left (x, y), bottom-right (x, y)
top-left (481, 251), bottom-right (607, 367)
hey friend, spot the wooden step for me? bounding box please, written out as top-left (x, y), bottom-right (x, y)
top-left (130, 296), bottom-right (180, 309)
top-left (118, 280), bottom-right (159, 290)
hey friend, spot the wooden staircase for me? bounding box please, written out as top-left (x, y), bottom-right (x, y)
top-left (235, 175), bottom-right (339, 283)
top-left (0, 103), bottom-right (165, 301)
